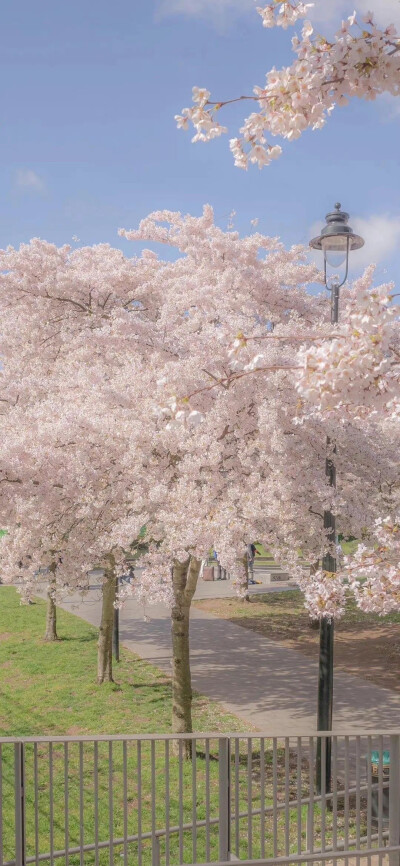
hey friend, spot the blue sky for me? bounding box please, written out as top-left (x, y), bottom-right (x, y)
top-left (1, 0), bottom-right (400, 284)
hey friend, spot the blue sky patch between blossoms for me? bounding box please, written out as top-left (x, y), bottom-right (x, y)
top-left (0, 0), bottom-right (399, 285)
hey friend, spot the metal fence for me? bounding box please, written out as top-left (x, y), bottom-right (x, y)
top-left (1, 731), bottom-right (399, 866)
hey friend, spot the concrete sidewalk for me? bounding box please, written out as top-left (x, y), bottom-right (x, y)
top-left (57, 588), bottom-right (400, 736)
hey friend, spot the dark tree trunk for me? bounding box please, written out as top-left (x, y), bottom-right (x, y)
top-left (97, 557), bottom-right (116, 684)
top-left (171, 556), bottom-right (201, 758)
top-left (44, 579), bottom-right (58, 641)
top-left (309, 559), bottom-right (321, 629)
top-left (241, 554), bottom-right (250, 603)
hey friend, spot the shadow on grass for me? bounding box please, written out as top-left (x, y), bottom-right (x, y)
top-left (131, 682), bottom-right (170, 690)
top-left (56, 632), bottom-right (98, 643)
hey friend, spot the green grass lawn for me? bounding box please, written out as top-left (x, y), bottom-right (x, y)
top-left (0, 588), bottom-right (370, 865)
top-left (0, 587), bottom-right (246, 865)
top-left (254, 540), bottom-right (359, 559)
top-left (0, 587), bottom-right (246, 739)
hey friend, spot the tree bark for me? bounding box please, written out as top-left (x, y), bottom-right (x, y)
top-left (44, 578), bottom-right (58, 641)
top-left (309, 559), bottom-right (320, 629)
top-left (241, 553), bottom-right (250, 603)
top-left (171, 556), bottom-right (201, 758)
top-left (97, 556), bottom-right (116, 684)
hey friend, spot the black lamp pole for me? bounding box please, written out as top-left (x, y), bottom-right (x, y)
top-left (310, 204), bottom-right (364, 794)
top-left (113, 575), bottom-right (120, 662)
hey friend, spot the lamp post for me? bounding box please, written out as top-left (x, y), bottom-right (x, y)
top-left (310, 204), bottom-right (364, 793)
top-left (113, 575), bottom-right (120, 663)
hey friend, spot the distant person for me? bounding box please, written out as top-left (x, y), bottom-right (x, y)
top-left (247, 543), bottom-right (257, 584)
top-left (336, 542), bottom-right (343, 566)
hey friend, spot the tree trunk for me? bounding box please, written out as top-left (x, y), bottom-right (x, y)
top-left (44, 579), bottom-right (58, 641)
top-left (309, 559), bottom-right (320, 629)
top-left (97, 557), bottom-right (116, 684)
top-left (241, 554), bottom-right (250, 603)
top-left (171, 556), bottom-right (201, 758)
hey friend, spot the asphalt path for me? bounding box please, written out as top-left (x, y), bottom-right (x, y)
top-left (48, 584), bottom-right (400, 739)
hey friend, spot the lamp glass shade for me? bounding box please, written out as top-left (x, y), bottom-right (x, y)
top-left (321, 234), bottom-right (349, 268)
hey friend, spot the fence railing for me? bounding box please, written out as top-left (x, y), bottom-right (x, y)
top-left (1, 731), bottom-right (399, 866)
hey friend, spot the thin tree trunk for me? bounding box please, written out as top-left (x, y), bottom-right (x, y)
top-left (44, 577), bottom-right (58, 641)
top-left (171, 556), bottom-right (201, 758)
top-left (241, 554), bottom-right (250, 603)
top-left (309, 559), bottom-right (320, 629)
top-left (97, 556), bottom-right (116, 684)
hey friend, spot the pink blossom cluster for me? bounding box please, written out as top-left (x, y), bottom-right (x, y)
top-left (296, 269), bottom-right (399, 419)
top-left (176, 6), bottom-right (400, 168)
top-left (257, 2), bottom-right (314, 30)
top-left (345, 516), bottom-right (400, 615)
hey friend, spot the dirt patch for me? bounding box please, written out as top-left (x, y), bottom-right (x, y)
top-left (0, 632), bottom-right (12, 641)
top-left (65, 725), bottom-right (88, 736)
top-left (195, 596), bottom-right (400, 694)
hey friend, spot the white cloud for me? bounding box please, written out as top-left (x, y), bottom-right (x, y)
top-left (309, 213), bottom-right (400, 273)
top-left (156, 0), bottom-right (253, 23)
top-left (379, 92), bottom-right (400, 120)
top-left (15, 169), bottom-right (46, 193)
top-left (350, 214), bottom-right (400, 271)
top-left (310, 0), bottom-right (400, 28)
top-left (156, 0), bottom-right (400, 27)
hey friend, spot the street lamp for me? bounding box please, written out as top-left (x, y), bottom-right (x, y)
top-left (309, 204), bottom-right (364, 794)
top-left (310, 203), bottom-right (364, 322)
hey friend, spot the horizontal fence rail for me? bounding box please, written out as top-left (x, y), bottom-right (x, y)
top-left (0, 732), bottom-right (399, 866)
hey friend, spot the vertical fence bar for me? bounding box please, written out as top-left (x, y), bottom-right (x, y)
top-left (94, 741), bottom-right (99, 866)
top-left (108, 741), bottom-right (114, 866)
top-left (307, 737), bottom-right (315, 855)
top-left (234, 739), bottom-right (239, 858)
top-left (64, 743), bottom-right (70, 866)
top-left (165, 740), bottom-right (170, 866)
top-left (151, 741), bottom-right (157, 866)
top-left (79, 742), bottom-right (84, 866)
top-left (345, 736), bottom-right (350, 852)
top-left (284, 738), bottom-right (290, 859)
top-left (260, 737), bottom-right (265, 860)
top-left (152, 837), bottom-right (161, 866)
top-left (273, 738), bottom-right (278, 859)
top-left (389, 735), bottom-right (400, 866)
top-left (178, 740), bottom-right (183, 864)
top-left (378, 735), bottom-right (383, 866)
top-left (356, 736), bottom-right (361, 866)
top-left (192, 738), bottom-right (197, 865)
top-left (137, 740), bottom-right (142, 866)
top-left (367, 735), bottom-right (372, 865)
top-left (49, 742), bottom-right (54, 866)
top-left (14, 742), bottom-right (25, 866)
top-left (247, 738), bottom-right (252, 860)
top-left (332, 736), bottom-right (338, 854)
top-left (123, 741), bottom-right (128, 866)
top-left (205, 739), bottom-right (211, 863)
top-left (219, 737), bottom-right (230, 863)
top-left (321, 737), bottom-right (326, 854)
top-left (34, 743), bottom-right (39, 866)
top-left (0, 745), bottom-right (3, 866)
top-left (297, 738), bottom-right (302, 856)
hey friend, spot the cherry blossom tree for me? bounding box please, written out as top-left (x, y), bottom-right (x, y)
top-left (0, 239), bottom-right (160, 675)
top-left (176, 2), bottom-right (400, 168)
top-left (119, 207), bottom-right (399, 736)
top-left (294, 267), bottom-right (400, 615)
top-left (0, 209), bottom-right (397, 738)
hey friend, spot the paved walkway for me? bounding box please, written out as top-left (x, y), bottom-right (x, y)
top-left (56, 586), bottom-right (400, 736)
